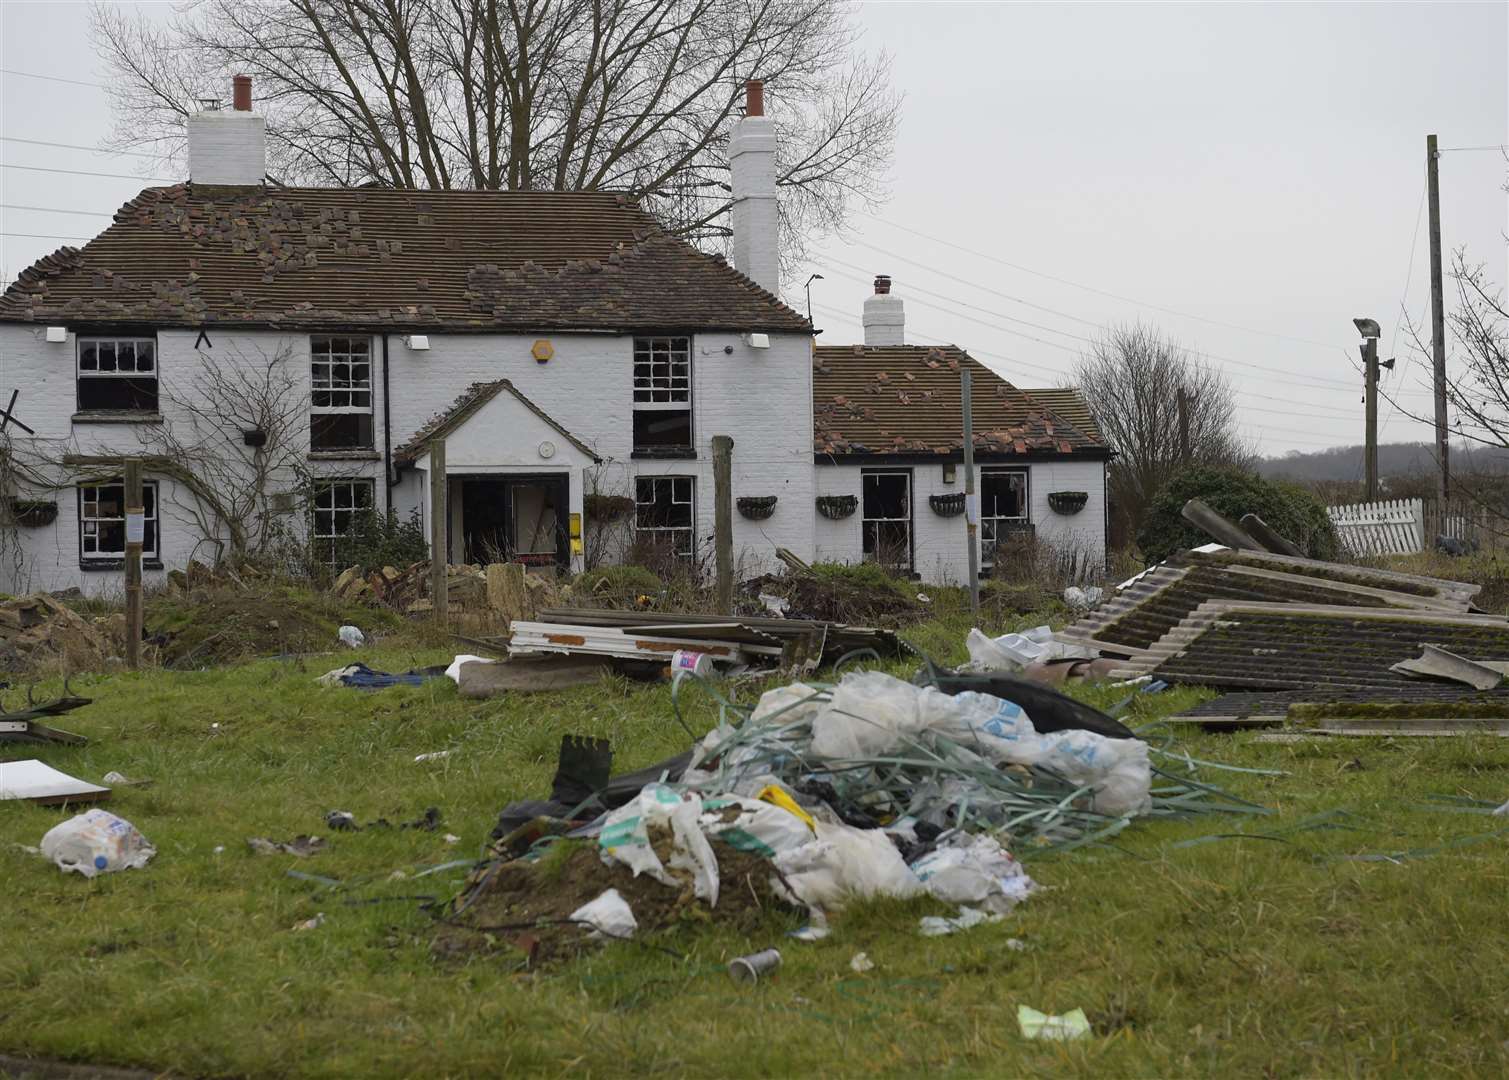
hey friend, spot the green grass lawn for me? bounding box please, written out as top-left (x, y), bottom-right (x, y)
top-left (6, 614), bottom-right (1509, 1078)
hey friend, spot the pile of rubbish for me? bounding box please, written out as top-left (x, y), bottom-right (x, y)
top-left (740, 570), bottom-right (926, 627)
top-left (441, 663), bottom-right (1254, 962)
top-left (0, 592), bottom-right (121, 673)
top-left (331, 560), bottom-right (559, 621)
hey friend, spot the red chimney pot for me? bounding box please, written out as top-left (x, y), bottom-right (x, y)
top-left (232, 75), bottom-right (252, 112)
top-left (874, 274), bottom-right (892, 295)
top-left (745, 79), bottom-right (764, 117)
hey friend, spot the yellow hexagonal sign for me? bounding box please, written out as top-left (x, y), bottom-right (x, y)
top-left (532, 339), bottom-right (555, 362)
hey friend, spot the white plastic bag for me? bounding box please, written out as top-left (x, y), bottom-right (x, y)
top-left (445, 654), bottom-right (490, 683)
top-left (770, 820), bottom-right (922, 912)
top-left (699, 795), bottom-right (814, 858)
top-left (810, 671), bottom-right (931, 759)
top-left (963, 626), bottom-right (1094, 673)
top-left (40, 809), bottom-right (156, 878)
top-left (570, 888), bottom-right (638, 940)
top-left (598, 784), bottom-right (719, 905)
top-left (909, 833), bottom-right (1035, 914)
top-left (338, 625), bottom-right (365, 648)
top-left (918, 906), bottom-right (1004, 937)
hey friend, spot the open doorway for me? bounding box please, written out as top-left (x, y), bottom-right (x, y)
top-left (457, 473), bottom-right (568, 570)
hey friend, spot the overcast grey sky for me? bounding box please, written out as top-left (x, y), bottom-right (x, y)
top-left (3, 1), bottom-right (1506, 459)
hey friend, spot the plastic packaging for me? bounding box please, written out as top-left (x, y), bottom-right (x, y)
top-left (699, 794), bottom-right (814, 858)
top-left (570, 888), bottom-right (638, 940)
top-left (1017, 1005), bottom-right (1091, 1041)
top-left (671, 650), bottom-right (715, 680)
top-left (909, 833), bottom-right (1035, 914)
top-left (40, 809), bottom-right (156, 878)
top-left (918, 906), bottom-right (1004, 937)
top-left (444, 654), bottom-right (490, 683)
top-left (599, 784), bottom-right (719, 905)
top-left (770, 819), bottom-right (923, 912)
top-left (963, 626), bottom-right (1094, 673)
top-left (338, 625), bottom-right (365, 648)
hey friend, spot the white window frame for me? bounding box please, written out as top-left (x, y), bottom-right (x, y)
top-left (861, 469), bottom-right (913, 571)
top-left (980, 467), bottom-right (1030, 566)
top-left (632, 336), bottom-right (692, 406)
top-left (312, 478), bottom-right (375, 565)
top-left (635, 475), bottom-right (696, 559)
top-left (77, 336), bottom-right (158, 411)
top-left (310, 335), bottom-right (374, 450)
top-left (78, 479), bottom-right (158, 563)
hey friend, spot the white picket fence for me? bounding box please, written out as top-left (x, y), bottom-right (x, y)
top-left (1327, 498), bottom-right (1425, 557)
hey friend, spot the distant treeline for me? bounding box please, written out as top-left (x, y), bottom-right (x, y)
top-left (1258, 442), bottom-right (1509, 484)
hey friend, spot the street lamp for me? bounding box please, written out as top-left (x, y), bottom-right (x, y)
top-left (804, 273), bottom-right (824, 327)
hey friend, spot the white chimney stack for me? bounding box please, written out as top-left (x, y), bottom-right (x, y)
top-left (863, 274), bottom-right (904, 346)
top-left (729, 79), bottom-right (780, 297)
top-left (187, 74), bottom-right (266, 185)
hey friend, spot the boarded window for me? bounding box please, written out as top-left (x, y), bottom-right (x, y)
top-left (77, 337), bottom-right (158, 412)
top-left (861, 470), bottom-right (911, 571)
top-left (635, 475), bottom-right (695, 560)
top-left (312, 479), bottom-right (375, 565)
top-left (79, 479), bottom-right (158, 561)
top-left (632, 336), bottom-right (692, 452)
top-left (311, 336), bottom-right (374, 450)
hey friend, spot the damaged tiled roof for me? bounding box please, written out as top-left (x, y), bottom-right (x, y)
top-left (812, 344), bottom-right (1107, 458)
top-left (395, 379), bottom-right (600, 465)
top-left (1020, 387), bottom-right (1103, 443)
top-left (0, 185), bottom-right (810, 333)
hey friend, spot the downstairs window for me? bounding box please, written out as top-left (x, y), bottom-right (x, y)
top-left (861, 469), bottom-right (912, 571)
top-left (78, 479), bottom-right (158, 564)
top-left (312, 479), bottom-right (375, 565)
top-left (635, 475), bottom-right (695, 560)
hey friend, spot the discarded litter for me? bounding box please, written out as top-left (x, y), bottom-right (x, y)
top-left (849, 951), bottom-right (875, 973)
top-left (318, 663), bottom-right (444, 690)
top-left (728, 948), bottom-right (782, 984)
top-left (570, 888), bottom-right (637, 940)
top-left (964, 625), bottom-right (1093, 674)
top-left (671, 649), bottom-right (717, 681)
top-left (918, 906), bottom-right (1005, 937)
top-left (1, 760), bottom-right (110, 805)
top-left (415, 750), bottom-right (453, 763)
top-left (1062, 585), bottom-right (1104, 610)
top-left (1017, 1005), bottom-right (1092, 1041)
top-left (910, 833), bottom-right (1035, 914)
top-left (337, 625), bottom-right (365, 648)
top-left (40, 810), bottom-right (155, 877)
top-left (292, 913), bottom-right (326, 932)
top-left (100, 770), bottom-right (151, 788)
top-left (445, 654), bottom-right (490, 684)
top-left (247, 835), bottom-right (327, 857)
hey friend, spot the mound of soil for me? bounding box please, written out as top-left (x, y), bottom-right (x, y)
top-left (745, 573), bottom-right (924, 627)
top-left (433, 839), bottom-right (800, 965)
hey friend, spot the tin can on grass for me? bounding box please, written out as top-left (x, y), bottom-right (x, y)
top-left (728, 948), bottom-right (782, 984)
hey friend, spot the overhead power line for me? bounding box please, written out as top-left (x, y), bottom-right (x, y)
top-left (0, 68), bottom-right (106, 89)
top-left (1, 136), bottom-right (163, 160)
top-left (1, 162), bottom-right (175, 183)
top-left (1, 204), bottom-right (114, 217)
top-left (862, 212), bottom-right (1345, 352)
top-left (0, 231), bottom-right (91, 241)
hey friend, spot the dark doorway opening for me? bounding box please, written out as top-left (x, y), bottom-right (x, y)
top-left (458, 473), bottom-right (569, 570)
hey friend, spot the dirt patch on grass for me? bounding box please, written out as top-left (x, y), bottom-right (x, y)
top-left (433, 839), bottom-right (800, 964)
top-left (147, 584), bottom-right (409, 667)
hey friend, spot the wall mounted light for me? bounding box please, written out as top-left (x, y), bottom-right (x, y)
top-left (45, 326), bottom-right (67, 343)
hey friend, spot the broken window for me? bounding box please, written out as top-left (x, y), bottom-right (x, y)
top-left (310, 336), bottom-right (374, 450)
top-left (77, 337), bottom-right (158, 412)
top-left (78, 479), bottom-right (158, 563)
top-left (981, 468), bottom-right (1029, 566)
top-left (632, 336), bottom-right (692, 454)
top-left (635, 475), bottom-right (695, 560)
top-left (311, 479), bottom-right (374, 565)
top-left (861, 469), bottom-right (912, 570)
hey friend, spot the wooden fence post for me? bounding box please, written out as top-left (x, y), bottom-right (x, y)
top-left (430, 438), bottom-right (448, 625)
top-left (712, 435), bottom-right (734, 615)
top-left (123, 458), bottom-right (143, 669)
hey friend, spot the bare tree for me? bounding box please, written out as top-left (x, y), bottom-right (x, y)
top-left (90, 0), bottom-right (898, 270)
top-left (1070, 324), bottom-right (1250, 544)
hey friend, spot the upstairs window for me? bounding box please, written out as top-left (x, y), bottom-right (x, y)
top-left (78, 479), bottom-right (158, 564)
top-left (310, 335), bottom-right (374, 451)
top-left (632, 336), bottom-right (692, 454)
top-left (77, 337), bottom-right (158, 412)
top-left (311, 479), bottom-right (375, 565)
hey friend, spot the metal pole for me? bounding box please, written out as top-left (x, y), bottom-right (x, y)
top-left (712, 435), bottom-right (734, 615)
top-left (429, 438), bottom-right (448, 625)
top-left (123, 458), bottom-right (143, 669)
top-left (1426, 133), bottom-right (1450, 504)
top-left (1362, 335), bottom-right (1379, 501)
top-left (961, 368), bottom-right (979, 616)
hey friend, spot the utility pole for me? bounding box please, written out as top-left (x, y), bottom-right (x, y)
top-left (961, 368), bottom-right (980, 616)
top-left (712, 435), bottom-right (734, 615)
top-left (429, 438), bottom-right (448, 625)
top-left (1176, 387), bottom-right (1191, 464)
top-left (1427, 133), bottom-right (1450, 504)
top-left (123, 458), bottom-right (143, 670)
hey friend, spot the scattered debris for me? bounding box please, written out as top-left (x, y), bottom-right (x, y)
top-left (569, 888), bottom-right (637, 940)
top-left (919, 907), bottom-right (1005, 937)
top-left (0, 683), bottom-right (90, 745)
top-left (1, 760), bottom-right (110, 805)
top-left (414, 750), bottom-right (453, 763)
top-left (101, 770), bottom-right (151, 788)
top-left (317, 663), bottom-right (445, 689)
top-left (453, 653), bottom-right (613, 698)
top-left (292, 913), bottom-right (326, 932)
top-left (40, 810), bottom-right (155, 877)
top-left (1017, 1005), bottom-right (1092, 1041)
top-left (337, 625), bottom-right (366, 648)
top-left (0, 592), bottom-right (117, 673)
top-left (1391, 644), bottom-right (1504, 690)
top-left (1062, 585), bottom-right (1104, 610)
top-left (247, 836), bottom-right (327, 857)
top-left (728, 948), bottom-right (782, 984)
top-left (849, 951), bottom-right (875, 973)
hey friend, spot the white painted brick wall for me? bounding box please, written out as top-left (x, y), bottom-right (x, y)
top-left (814, 458), bottom-right (1107, 584)
top-left (1, 324), bottom-right (814, 591)
top-left (729, 115), bottom-right (780, 299)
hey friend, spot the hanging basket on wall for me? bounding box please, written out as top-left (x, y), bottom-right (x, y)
top-left (929, 492), bottom-right (967, 517)
top-left (5, 498), bottom-right (58, 527)
top-left (1048, 490), bottom-right (1089, 516)
top-left (816, 494), bottom-right (858, 520)
top-left (737, 495), bottom-right (778, 521)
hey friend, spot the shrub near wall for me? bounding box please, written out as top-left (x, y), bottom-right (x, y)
top-left (1137, 465), bottom-right (1339, 563)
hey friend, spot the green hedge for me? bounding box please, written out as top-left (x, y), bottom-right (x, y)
top-left (1137, 465), bottom-right (1339, 563)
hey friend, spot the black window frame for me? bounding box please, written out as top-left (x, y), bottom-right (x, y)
top-left (76, 335), bottom-right (159, 414)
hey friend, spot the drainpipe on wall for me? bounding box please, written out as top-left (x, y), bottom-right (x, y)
top-left (381, 333), bottom-right (394, 507)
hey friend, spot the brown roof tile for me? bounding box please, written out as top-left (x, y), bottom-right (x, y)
top-left (0, 185), bottom-right (810, 334)
top-left (812, 344), bottom-right (1107, 458)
